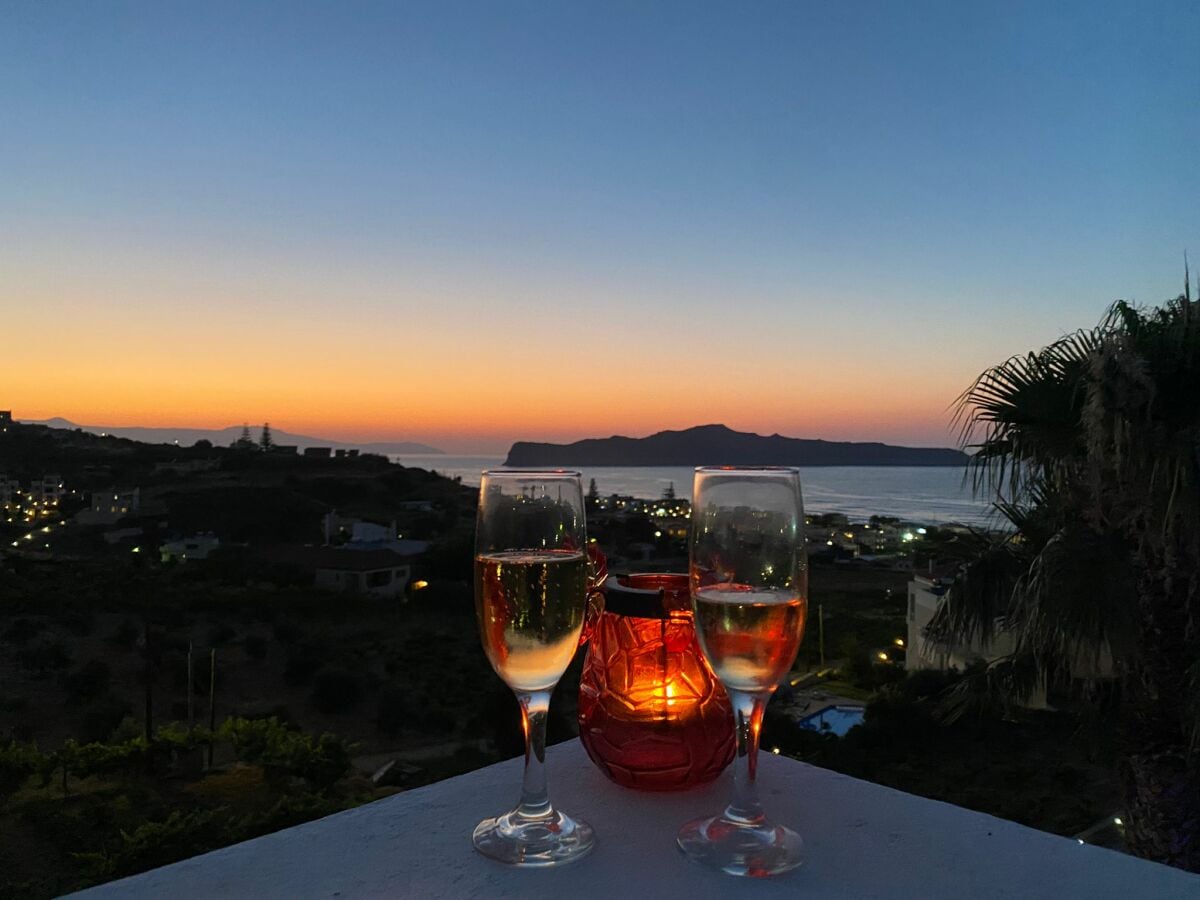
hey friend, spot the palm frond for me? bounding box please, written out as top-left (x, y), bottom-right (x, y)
top-left (936, 654), bottom-right (1044, 724)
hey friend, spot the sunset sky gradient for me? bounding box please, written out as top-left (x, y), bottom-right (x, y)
top-left (4, 2), bottom-right (1197, 452)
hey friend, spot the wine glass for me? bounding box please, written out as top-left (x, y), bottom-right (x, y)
top-left (677, 466), bottom-right (808, 877)
top-left (472, 469), bottom-right (596, 866)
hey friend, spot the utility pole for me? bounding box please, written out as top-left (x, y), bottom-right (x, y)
top-left (818, 603), bottom-right (825, 669)
top-left (207, 648), bottom-right (217, 769)
top-left (187, 642), bottom-right (194, 729)
top-left (143, 614), bottom-right (153, 745)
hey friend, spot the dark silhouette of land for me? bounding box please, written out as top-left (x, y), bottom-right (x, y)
top-left (505, 424), bottom-right (969, 467)
top-left (22, 417), bottom-right (442, 455)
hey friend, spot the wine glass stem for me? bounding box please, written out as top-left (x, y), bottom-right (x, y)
top-left (514, 690), bottom-right (553, 821)
top-left (724, 688), bottom-right (768, 825)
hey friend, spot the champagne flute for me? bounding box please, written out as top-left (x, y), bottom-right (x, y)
top-left (472, 469), bottom-right (596, 866)
top-left (677, 466), bottom-right (808, 876)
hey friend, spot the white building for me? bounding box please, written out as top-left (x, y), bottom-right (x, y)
top-left (92, 487), bottom-right (140, 517)
top-left (907, 573), bottom-right (1056, 708)
top-left (313, 547), bottom-right (414, 599)
top-left (0, 475), bottom-right (19, 510)
top-left (160, 533), bottom-right (221, 563)
top-left (31, 475), bottom-right (65, 503)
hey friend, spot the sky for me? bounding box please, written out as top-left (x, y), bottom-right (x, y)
top-left (3, 1), bottom-right (1197, 453)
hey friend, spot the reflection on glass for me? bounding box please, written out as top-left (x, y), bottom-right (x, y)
top-left (472, 470), bottom-right (595, 867)
top-left (678, 467), bottom-right (808, 877)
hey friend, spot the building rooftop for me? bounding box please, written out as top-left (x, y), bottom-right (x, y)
top-left (72, 741), bottom-right (1200, 899)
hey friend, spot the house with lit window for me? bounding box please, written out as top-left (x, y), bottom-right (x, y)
top-left (0, 475), bottom-right (19, 510)
top-left (92, 487), bottom-right (140, 517)
top-left (76, 487), bottom-right (142, 525)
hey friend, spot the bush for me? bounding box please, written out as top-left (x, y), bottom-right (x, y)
top-left (0, 741), bottom-right (42, 799)
top-left (272, 619), bottom-right (303, 645)
top-left (310, 669), bottom-right (363, 714)
top-left (376, 684), bottom-right (413, 736)
top-left (18, 639), bottom-right (72, 676)
top-left (64, 659), bottom-right (113, 705)
top-left (244, 634), bottom-right (269, 662)
top-left (219, 717), bottom-right (350, 790)
top-left (62, 611), bottom-right (96, 637)
top-left (108, 618), bottom-right (139, 650)
top-left (206, 623), bottom-right (236, 646)
top-left (3, 618), bottom-right (44, 645)
top-left (283, 652), bottom-right (322, 686)
top-left (77, 693), bottom-right (133, 743)
top-left (76, 808), bottom-right (226, 881)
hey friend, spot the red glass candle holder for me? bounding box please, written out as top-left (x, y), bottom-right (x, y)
top-left (578, 573), bottom-right (735, 790)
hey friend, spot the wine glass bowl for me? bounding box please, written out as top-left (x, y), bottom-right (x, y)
top-left (472, 470), bottom-right (596, 867)
top-left (678, 466), bottom-right (808, 877)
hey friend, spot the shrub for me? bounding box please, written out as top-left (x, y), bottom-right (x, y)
top-left (75, 808), bottom-right (226, 881)
top-left (219, 717), bottom-right (350, 791)
top-left (18, 639), bottom-right (72, 676)
top-left (0, 741), bottom-right (42, 800)
top-left (272, 619), bottom-right (303, 645)
top-left (283, 652), bottom-right (322, 686)
top-left (64, 659), bottom-right (113, 705)
top-left (108, 618), bottom-right (139, 650)
top-left (244, 634), bottom-right (269, 662)
top-left (77, 693), bottom-right (133, 744)
top-left (3, 618), bottom-right (44, 645)
top-left (376, 684), bottom-right (414, 736)
top-left (206, 623), bottom-right (236, 646)
top-left (62, 611), bottom-right (96, 637)
top-left (310, 669), bottom-right (363, 714)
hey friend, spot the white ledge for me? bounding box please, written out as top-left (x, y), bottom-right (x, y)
top-left (73, 741), bottom-right (1200, 899)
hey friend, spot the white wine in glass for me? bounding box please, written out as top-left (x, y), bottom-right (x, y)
top-left (678, 466), bottom-right (808, 877)
top-left (472, 470), bottom-right (595, 867)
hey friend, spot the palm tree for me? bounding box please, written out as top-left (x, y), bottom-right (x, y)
top-left (928, 279), bottom-right (1200, 871)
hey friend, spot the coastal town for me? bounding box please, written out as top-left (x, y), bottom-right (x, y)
top-left (0, 412), bottom-right (1137, 892)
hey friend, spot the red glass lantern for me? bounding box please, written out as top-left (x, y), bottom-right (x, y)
top-left (578, 573), bottom-right (735, 790)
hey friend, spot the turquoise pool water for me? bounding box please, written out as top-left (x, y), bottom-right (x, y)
top-left (797, 705), bottom-right (865, 737)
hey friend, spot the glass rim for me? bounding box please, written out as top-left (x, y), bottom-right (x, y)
top-left (481, 468), bottom-right (583, 478)
top-left (694, 465), bottom-right (801, 475)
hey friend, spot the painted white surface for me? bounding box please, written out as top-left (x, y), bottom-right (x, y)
top-left (73, 742), bottom-right (1200, 899)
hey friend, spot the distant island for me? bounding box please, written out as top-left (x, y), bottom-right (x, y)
top-left (23, 417), bottom-right (443, 455)
top-left (505, 424), bottom-right (968, 467)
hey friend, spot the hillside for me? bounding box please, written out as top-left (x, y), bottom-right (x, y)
top-left (22, 418), bottom-right (442, 455)
top-left (505, 424), bottom-right (969, 467)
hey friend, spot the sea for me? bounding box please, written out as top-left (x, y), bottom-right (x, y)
top-left (389, 455), bottom-right (994, 526)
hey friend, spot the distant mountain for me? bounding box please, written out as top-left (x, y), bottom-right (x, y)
top-left (505, 424), bottom-right (968, 467)
top-left (22, 418), bottom-right (443, 455)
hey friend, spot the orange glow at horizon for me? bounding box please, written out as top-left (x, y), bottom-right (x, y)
top-left (5, 259), bottom-right (976, 452)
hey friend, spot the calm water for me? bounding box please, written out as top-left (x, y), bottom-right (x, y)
top-left (390, 455), bottom-right (992, 525)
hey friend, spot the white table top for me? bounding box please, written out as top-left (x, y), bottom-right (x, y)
top-left (74, 740), bottom-right (1200, 899)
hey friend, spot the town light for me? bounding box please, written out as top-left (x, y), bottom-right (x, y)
top-left (893, 637), bottom-right (905, 647)
top-left (412, 580), bottom-right (429, 590)
top-left (877, 652), bottom-right (889, 661)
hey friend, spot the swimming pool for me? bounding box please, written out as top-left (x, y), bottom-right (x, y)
top-left (797, 705), bottom-right (865, 737)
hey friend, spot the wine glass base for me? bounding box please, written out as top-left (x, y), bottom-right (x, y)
top-left (473, 808), bottom-right (595, 867)
top-left (677, 813), bottom-right (804, 877)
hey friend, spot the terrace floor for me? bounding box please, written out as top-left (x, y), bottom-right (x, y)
top-left (73, 741), bottom-right (1200, 899)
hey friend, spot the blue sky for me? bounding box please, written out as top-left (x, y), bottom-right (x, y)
top-left (3, 2), bottom-right (1197, 451)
